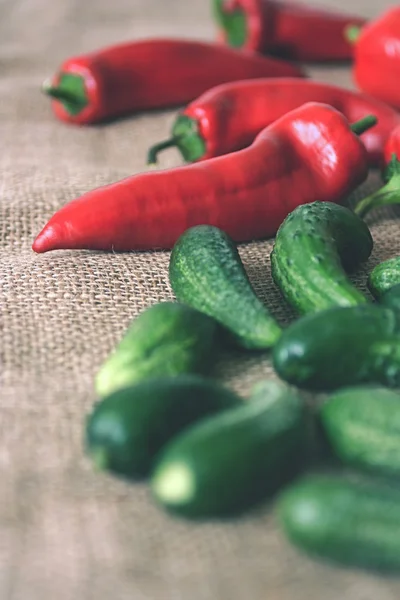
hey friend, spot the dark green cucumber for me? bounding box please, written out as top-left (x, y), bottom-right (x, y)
top-left (380, 283), bottom-right (400, 311)
top-left (95, 301), bottom-right (219, 397)
top-left (169, 225), bottom-right (281, 350)
top-left (278, 474), bottom-right (400, 572)
top-left (151, 380), bottom-right (306, 518)
top-left (273, 304), bottom-right (400, 391)
top-left (368, 256), bottom-right (400, 299)
top-left (271, 202), bottom-right (373, 314)
top-left (321, 386), bottom-right (400, 478)
top-left (86, 375), bottom-right (242, 480)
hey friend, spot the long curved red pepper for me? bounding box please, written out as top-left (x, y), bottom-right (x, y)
top-left (42, 38), bottom-right (303, 126)
top-left (32, 103), bottom-right (375, 254)
top-left (352, 7), bottom-right (400, 110)
top-left (148, 78), bottom-right (400, 167)
top-left (213, 0), bottom-right (365, 61)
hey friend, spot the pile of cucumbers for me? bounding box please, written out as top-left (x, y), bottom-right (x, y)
top-left (86, 200), bottom-right (400, 573)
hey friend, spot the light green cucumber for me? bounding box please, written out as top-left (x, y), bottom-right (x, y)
top-left (368, 256), bottom-right (400, 299)
top-left (271, 202), bottom-right (373, 314)
top-left (380, 283), bottom-right (400, 311)
top-left (169, 225), bottom-right (281, 350)
top-left (95, 301), bottom-right (218, 397)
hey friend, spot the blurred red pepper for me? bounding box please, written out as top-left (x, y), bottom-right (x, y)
top-left (32, 103), bottom-right (375, 254)
top-left (148, 78), bottom-right (399, 167)
top-left (213, 0), bottom-right (365, 61)
top-left (42, 38), bottom-right (303, 126)
top-left (353, 7), bottom-right (400, 110)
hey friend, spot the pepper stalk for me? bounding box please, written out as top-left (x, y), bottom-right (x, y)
top-left (147, 114), bottom-right (206, 164)
top-left (42, 74), bottom-right (88, 116)
top-left (354, 155), bottom-right (400, 218)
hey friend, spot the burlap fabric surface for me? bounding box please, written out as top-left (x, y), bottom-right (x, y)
top-left (2, 0), bottom-right (400, 598)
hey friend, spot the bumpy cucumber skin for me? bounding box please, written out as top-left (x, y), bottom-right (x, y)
top-left (271, 202), bottom-right (373, 314)
top-left (95, 302), bottom-right (218, 398)
top-left (380, 284), bottom-right (400, 312)
top-left (278, 474), bottom-right (400, 572)
top-left (86, 375), bottom-right (242, 480)
top-left (169, 225), bottom-right (281, 350)
top-left (368, 257), bottom-right (400, 299)
top-left (151, 380), bottom-right (306, 518)
top-left (273, 304), bottom-right (400, 391)
top-left (321, 386), bottom-right (400, 477)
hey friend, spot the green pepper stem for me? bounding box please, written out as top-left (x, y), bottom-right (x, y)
top-left (147, 138), bottom-right (179, 165)
top-left (350, 115), bottom-right (378, 136)
top-left (41, 74), bottom-right (88, 117)
top-left (42, 82), bottom-right (78, 104)
top-left (353, 180), bottom-right (400, 218)
top-left (344, 24), bottom-right (363, 44)
top-left (213, 0), bottom-right (248, 48)
top-left (354, 157), bottom-right (400, 218)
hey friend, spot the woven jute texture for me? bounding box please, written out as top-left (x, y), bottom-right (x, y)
top-left (2, 0), bottom-right (400, 598)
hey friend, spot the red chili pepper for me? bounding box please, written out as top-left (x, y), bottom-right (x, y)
top-left (42, 38), bottom-right (304, 126)
top-left (354, 124), bottom-right (400, 218)
top-left (213, 0), bottom-right (366, 61)
top-left (32, 103), bottom-right (376, 254)
top-left (148, 78), bottom-right (400, 167)
top-left (352, 7), bottom-right (400, 110)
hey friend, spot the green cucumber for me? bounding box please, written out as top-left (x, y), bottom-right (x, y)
top-left (273, 304), bottom-right (400, 391)
top-left (151, 380), bottom-right (306, 518)
top-left (278, 474), bottom-right (400, 572)
top-left (169, 225), bottom-right (281, 350)
top-left (271, 202), bottom-right (373, 314)
top-left (321, 386), bottom-right (400, 478)
top-left (380, 283), bottom-right (400, 311)
top-left (95, 301), bottom-right (219, 398)
top-left (86, 375), bottom-right (242, 480)
top-left (368, 256), bottom-right (400, 299)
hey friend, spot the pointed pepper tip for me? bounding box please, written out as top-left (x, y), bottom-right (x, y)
top-left (32, 225), bottom-right (58, 253)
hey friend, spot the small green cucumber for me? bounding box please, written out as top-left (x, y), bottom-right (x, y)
top-left (380, 283), bottom-right (400, 311)
top-left (278, 474), bottom-right (400, 572)
top-left (95, 301), bottom-right (219, 398)
top-left (273, 304), bottom-right (400, 391)
top-left (169, 225), bottom-right (282, 350)
top-left (271, 202), bottom-right (373, 314)
top-left (321, 386), bottom-right (400, 478)
top-left (369, 256), bottom-right (400, 299)
top-left (151, 380), bottom-right (306, 518)
top-left (86, 375), bottom-right (242, 480)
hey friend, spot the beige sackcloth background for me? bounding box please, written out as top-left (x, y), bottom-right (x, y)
top-left (2, 0), bottom-right (400, 598)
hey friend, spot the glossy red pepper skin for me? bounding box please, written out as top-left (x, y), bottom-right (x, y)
top-left (216, 0), bottom-right (365, 61)
top-left (47, 38), bottom-right (304, 125)
top-left (173, 78), bottom-right (400, 166)
top-left (353, 7), bottom-right (400, 110)
top-left (32, 103), bottom-right (370, 254)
